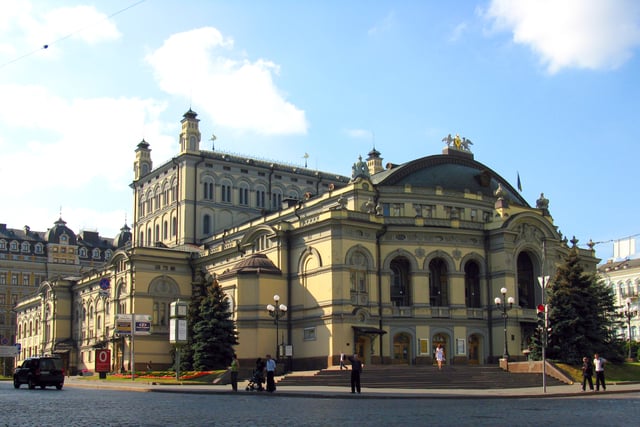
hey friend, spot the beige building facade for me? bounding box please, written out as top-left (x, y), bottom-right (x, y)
top-left (598, 251), bottom-right (640, 343)
top-left (14, 111), bottom-right (600, 373)
top-left (1, 218), bottom-right (125, 368)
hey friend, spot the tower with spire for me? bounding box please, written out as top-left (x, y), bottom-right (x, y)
top-left (133, 139), bottom-right (152, 181)
top-left (179, 109), bottom-right (201, 154)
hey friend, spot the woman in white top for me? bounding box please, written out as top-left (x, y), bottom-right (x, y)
top-left (435, 344), bottom-right (444, 370)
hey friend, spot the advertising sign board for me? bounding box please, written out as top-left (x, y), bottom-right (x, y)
top-left (116, 314), bottom-right (152, 335)
top-left (95, 349), bottom-right (111, 372)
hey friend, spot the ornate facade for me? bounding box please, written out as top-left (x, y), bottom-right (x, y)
top-left (14, 111), bottom-right (599, 374)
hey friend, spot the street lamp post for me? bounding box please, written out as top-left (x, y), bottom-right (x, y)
top-left (623, 298), bottom-right (637, 360)
top-left (267, 295), bottom-right (287, 362)
top-left (494, 287), bottom-right (515, 359)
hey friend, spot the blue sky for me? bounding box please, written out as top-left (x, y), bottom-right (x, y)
top-left (1, 0), bottom-right (639, 263)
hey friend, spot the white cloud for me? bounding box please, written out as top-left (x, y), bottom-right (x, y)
top-left (41, 5), bottom-right (121, 45)
top-left (0, 84), bottom-right (172, 197)
top-left (484, 0), bottom-right (640, 73)
top-left (145, 27), bottom-right (308, 135)
top-left (0, 2), bottom-right (120, 64)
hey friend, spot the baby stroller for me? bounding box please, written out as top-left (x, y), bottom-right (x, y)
top-left (245, 369), bottom-right (265, 391)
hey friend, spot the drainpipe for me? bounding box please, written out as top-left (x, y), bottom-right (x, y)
top-left (268, 165), bottom-right (275, 212)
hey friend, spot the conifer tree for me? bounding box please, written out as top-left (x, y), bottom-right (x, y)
top-left (542, 246), bottom-right (621, 364)
top-left (192, 279), bottom-right (239, 370)
top-left (175, 281), bottom-right (206, 371)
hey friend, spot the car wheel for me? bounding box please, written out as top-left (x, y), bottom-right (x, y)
top-left (13, 379), bottom-right (20, 389)
top-left (56, 384), bottom-right (63, 390)
top-left (28, 378), bottom-right (35, 389)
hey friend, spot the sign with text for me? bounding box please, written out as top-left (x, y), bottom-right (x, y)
top-left (0, 345), bottom-right (19, 357)
top-left (115, 314), bottom-right (152, 336)
top-left (169, 318), bottom-right (188, 344)
top-left (95, 349), bottom-right (111, 372)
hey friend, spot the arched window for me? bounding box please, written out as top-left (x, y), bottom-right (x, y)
top-left (255, 186), bottom-right (266, 208)
top-left (271, 189), bottom-right (283, 210)
top-left (163, 220), bottom-right (168, 239)
top-left (464, 261), bottom-right (481, 308)
top-left (172, 216), bottom-right (177, 237)
top-left (429, 258), bottom-right (448, 306)
top-left (238, 183), bottom-right (249, 206)
top-left (221, 180), bottom-right (232, 203)
top-left (517, 252), bottom-right (535, 309)
top-left (390, 257), bottom-right (411, 306)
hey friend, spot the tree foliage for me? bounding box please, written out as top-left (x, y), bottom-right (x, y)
top-left (191, 279), bottom-right (239, 370)
top-left (174, 281), bottom-right (206, 371)
top-left (540, 247), bottom-right (622, 364)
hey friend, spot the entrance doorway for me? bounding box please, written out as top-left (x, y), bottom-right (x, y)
top-left (355, 336), bottom-right (370, 364)
top-left (468, 334), bottom-right (480, 365)
top-left (393, 333), bottom-right (411, 364)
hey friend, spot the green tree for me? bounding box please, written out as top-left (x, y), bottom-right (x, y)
top-left (542, 247), bottom-right (622, 364)
top-left (192, 279), bottom-right (239, 370)
top-left (172, 281), bottom-right (206, 372)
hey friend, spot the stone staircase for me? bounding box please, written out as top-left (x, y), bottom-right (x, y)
top-left (277, 364), bottom-right (566, 389)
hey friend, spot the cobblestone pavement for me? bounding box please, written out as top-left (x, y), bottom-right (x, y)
top-left (2, 380), bottom-right (640, 426)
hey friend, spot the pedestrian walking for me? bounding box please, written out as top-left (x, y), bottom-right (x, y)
top-left (593, 353), bottom-right (606, 391)
top-left (435, 344), bottom-right (445, 370)
top-left (581, 356), bottom-right (593, 391)
top-left (230, 354), bottom-right (239, 392)
top-left (348, 353), bottom-right (363, 393)
top-left (265, 354), bottom-right (277, 392)
top-left (339, 352), bottom-right (348, 370)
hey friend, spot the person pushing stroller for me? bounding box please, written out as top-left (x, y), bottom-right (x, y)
top-left (246, 357), bottom-right (266, 391)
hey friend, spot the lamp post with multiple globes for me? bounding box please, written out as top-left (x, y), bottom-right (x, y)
top-left (623, 298), bottom-right (637, 360)
top-left (494, 287), bottom-right (515, 359)
top-left (266, 295), bottom-right (287, 361)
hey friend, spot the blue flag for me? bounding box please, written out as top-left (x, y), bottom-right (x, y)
top-left (517, 172), bottom-right (522, 192)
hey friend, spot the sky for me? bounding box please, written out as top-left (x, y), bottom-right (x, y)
top-left (1, 0), bottom-right (639, 264)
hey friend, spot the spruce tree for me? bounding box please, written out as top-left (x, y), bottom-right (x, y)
top-left (192, 279), bottom-right (239, 370)
top-left (543, 247), bottom-right (621, 364)
top-left (174, 281), bottom-right (206, 371)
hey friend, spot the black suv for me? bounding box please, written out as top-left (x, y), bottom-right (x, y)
top-left (13, 357), bottom-right (65, 390)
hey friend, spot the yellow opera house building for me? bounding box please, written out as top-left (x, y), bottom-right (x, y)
top-left (14, 110), bottom-right (599, 373)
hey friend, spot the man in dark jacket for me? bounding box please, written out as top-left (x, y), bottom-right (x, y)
top-left (348, 353), bottom-right (363, 393)
top-left (581, 356), bottom-right (593, 391)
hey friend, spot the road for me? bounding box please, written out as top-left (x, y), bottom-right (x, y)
top-left (2, 381), bottom-right (640, 426)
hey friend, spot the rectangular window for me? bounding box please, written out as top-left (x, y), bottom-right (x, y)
top-left (0, 273), bottom-right (6, 284)
top-left (23, 275), bottom-right (30, 286)
top-left (11, 274), bottom-right (18, 285)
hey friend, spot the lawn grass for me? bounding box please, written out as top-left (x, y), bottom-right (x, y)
top-left (555, 361), bottom-right (640, 383)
